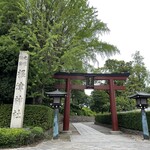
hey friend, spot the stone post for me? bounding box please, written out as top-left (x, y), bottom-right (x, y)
top-left (10, 51), bottom-right (29, 128)
top-left (141, 108), bottom-right (149, 139)
top-left (53, 108), bottom-right (59, 139)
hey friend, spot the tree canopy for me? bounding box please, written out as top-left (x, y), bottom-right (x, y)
top-left (0, 0), bottom-right (118, 103)
top-left (90, 51), bottom-right (150, 112)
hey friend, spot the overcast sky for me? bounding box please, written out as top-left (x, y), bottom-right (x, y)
top-left (88, 0), bottom-right (150, 70)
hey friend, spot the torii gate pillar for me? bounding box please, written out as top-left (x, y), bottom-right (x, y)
top-left (109, 79), bottom-right (118, 131)
top-left (63, 78), bottom-right (71, 131)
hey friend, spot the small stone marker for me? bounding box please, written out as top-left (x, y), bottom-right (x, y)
top-left (10, 51), bottom-right (29, 128)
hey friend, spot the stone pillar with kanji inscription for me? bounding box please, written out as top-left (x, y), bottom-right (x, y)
top-left (10, 51), bottom-right (29, 128)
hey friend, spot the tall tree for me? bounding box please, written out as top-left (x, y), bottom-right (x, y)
top-left (0, 0), bottom-right (119, 102)
top-left (100, 59), bottom-right (132, 73)
top-left (0, 0), bottom-right (21, 35)
top-left (126, 51), bottom-right (150, 95)
top-left (71, 90), bottom-right (90, 106)
top-left (90, 90), bottom-right (109, 113)
top-left (0, 36), bottom-right (19, 103)
top-left (93, 52), bottom-right (150, 111)
top-left (94, 59), bottom-right (132, 97)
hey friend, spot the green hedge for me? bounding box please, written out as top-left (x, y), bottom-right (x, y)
top-left (0, 104), bottom-right (12, 127)
top-left (118, 111), bottom-right (142, 130)
top-left (95, 113), bottom-right (112, 125)
top-left (95, 111), bottom-right (150, 131)
top-left (0, 104), bottom-right (53, 130)
top-left (0, 127), bottom-right (44, 148)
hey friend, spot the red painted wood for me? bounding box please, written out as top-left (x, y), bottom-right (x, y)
top-left (54, 72), bottom-right (129, 132)
top-left (54, 75), bottom-right (85, 80)
top-left (109, 79), bottom-right (119, 131)
top-left (63, 78), bottom-right (71, 131)
top-left (55, 84), bottom-right (126, 90)
top-left (54, 75), bottom-right (128, 80)
top-left (54, 73), bottom-right (129, 80)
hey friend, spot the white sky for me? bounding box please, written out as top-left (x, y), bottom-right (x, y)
top-left (85, 0), bottom-right (150, 95)
top-left (88, 0), bottom-right (150, 70)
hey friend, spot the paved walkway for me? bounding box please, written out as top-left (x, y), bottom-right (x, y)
top-left (3, 122), bottom-right (150, 150)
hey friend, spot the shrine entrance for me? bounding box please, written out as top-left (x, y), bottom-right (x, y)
top-left (54, 72), bottom-right (129, 131)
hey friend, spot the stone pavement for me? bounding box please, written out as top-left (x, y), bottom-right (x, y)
top-left (3, 122), bottom-right (150, 150)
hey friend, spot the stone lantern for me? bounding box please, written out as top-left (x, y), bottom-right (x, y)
top-left (46, 89), bottom-right (66, 139)
top-left (129, 92), bottom-right (150, 139)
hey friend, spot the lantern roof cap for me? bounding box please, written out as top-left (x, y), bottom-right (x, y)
top-left (45, 89), bottom-right (66, 97)
top-left (129, 91), bottom-right (150, 99)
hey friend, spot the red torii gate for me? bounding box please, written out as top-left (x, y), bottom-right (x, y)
top-left (54, 72), bottom-right (130, 131)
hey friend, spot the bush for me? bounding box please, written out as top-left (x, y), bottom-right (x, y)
top-left (0, 128), bottom-right (31, 148)
top-left (117, 111), bottom-right (142, 130)
top-left (95, 110), bottom-right (150, 131)
top-left (82, 107), bottom-right (96, 116)
top-left (95, 113), bottom-right (112, 124)
top-left (70, 104), bottom-right (84, 116)
top-left (31, 127), bottom-right (44, 141)
top-left (0, 127), bottom-right (44, 148)
top-left (0, 105), bottom-right (12, 127)
top-left (0, 104), bottom-right (53, 130)
top-left (24, 105), bottom-right (53, 130)
top-left (69, 104), bottom-right (95, 116)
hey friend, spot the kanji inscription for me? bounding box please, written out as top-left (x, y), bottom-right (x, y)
top-left (10, 51), bottom-right (29, 128)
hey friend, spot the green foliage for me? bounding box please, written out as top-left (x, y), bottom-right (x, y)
top-left (0, 127), bottom-right (44, 148)
top-left (95, 113), bottom-right (112, 125)
top-left (0, 36), bottom-right (19, 103)
top-left (70, 103), bottom-right (84, 116)
top-left (0, 0), bottom-right (21, 35)
top-left (0, 0), bottom-right (118, 103)
top-left (90, 90), bottom-right (110, 113)
top-left (95, 111), bottom-right (150, 131)
top-left (0, 105), bottom-right (53, 130)
top-left (0, 104), bottom-right (12, 127)
top-left (126, 51), bottom-right (150, 95)
top-left (82, 107), bottom-right (96, 116)
top-left (98, 59), bottom-right (132, 97)
top-left (69, 103), bottom-right (95, 116)
top-left (30, 127), bottom-right (44, 141)
top-left (99, 52), bottom-right (150, 97)
top-left (116, 96), bottom-right (135, 112)
top-left (0, 128), bottom-right (31, 148)
top-left (72, 90), bottom-right (90, 106)
top-left (24, 105), bottom-right (53, 130)
top-left (117, 111), bottom-right (142, 130)
top-left (100, 59), bottom-right (132, 74)
top-left (93, 51), bottom-right (150, 112)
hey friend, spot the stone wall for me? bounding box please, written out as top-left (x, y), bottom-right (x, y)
top-left (70, 116), bottom-right (95, 122)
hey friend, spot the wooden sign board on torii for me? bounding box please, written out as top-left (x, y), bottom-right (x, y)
top-left (54, 72), bottom-right (130, 132)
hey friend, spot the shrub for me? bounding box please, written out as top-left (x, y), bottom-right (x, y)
top-left (95, 113), bottom-right (111, 124)
top-left (0, 128), bottom-right (31, 148)
top-left (24, 105), bottom-right (53, 130)
top-left (0, 104), bottom-right (12, 127)
top-left (0, 104), bottom-right (53, 130)
top-left (69, 104), bottom-right (95, 116)
top-left (118, 111), bottom-right (142, 130)
top-left (0, 127), bottom-right (44, 148)
top-left (82, 107), bottom-right (96, 116)
top-left (31, 127), bottom-right (44, 141)
top-left (70, 104), bottom-right (84, 116)
top-left (95, 110), bottom-right (150, 131)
